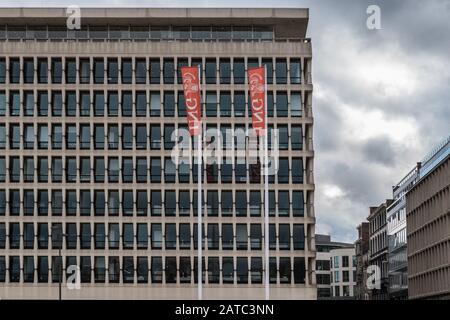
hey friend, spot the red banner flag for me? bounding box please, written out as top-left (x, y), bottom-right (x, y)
top-left (181, 66), bottom-right (202, 136)
top-left (248, 67), bottom-right (266, 136)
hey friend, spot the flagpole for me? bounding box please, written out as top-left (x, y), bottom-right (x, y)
top-left (264, 64), bottom-right (269, 301)
top-left (197, 64), bottom-right (202, 301)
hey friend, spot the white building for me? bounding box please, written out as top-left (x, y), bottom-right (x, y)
top-left (330, 247), bottom-right (356, 299)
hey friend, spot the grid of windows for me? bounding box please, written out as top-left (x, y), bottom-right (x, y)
top-left (0, 52), bottom-right (313, 289)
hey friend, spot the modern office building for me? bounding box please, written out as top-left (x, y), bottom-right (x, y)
top-left (315, 234), bottom-right (353, 299)
top-left (0, 8), bottom-right (315, 299)
top-left (354, 222), bottom-right (370, 300)
top-left (367, 200), bottom-right (392, 300)
top-left (329, 247), bottom-right (356, 299)
top-left (386, 165), bottom-right (419, 299)
top-left (407, 136), bottom-right (450, 300)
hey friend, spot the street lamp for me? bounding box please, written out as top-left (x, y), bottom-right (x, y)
top-left (51, 224), bottom-right (66, 301)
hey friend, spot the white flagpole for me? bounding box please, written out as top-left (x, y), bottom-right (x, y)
top-left (264, 65), bottom-right (270, 300)
top-left (197, 64), bottom-right (202, 300)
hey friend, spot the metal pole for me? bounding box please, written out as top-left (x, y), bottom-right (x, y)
top-left (197, 63), bottom-right (203, 300)
top-left (264, 65), bottom-right (270, 300)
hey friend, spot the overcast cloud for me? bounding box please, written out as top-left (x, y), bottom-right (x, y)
top-left (1, 0), bottom-right (449, 242)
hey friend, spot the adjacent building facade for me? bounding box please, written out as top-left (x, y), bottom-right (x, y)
top-left (354, 222), bottom-right (370, 300)
top-left (367, 200), bottom-right (392, 300)
top-left (330, 247), bottom-right (356, 299)
top-left (315, 234), bottom-right (353, 299)
top-left (0, 8), bottom-right (316, 299)
top-left (407, 136), bottom-right (450, 300)
top-left (386, 166), bottom-right (419, 299)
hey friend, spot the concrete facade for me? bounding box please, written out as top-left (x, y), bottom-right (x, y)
top-left (407, 136), bottom-right (450, 300)
top-left (0, 8), bottom-right (316, 300)
top-left (329, 247), bottom-right (356, 299)
top-left (354, 222), bottom-right (370, 300)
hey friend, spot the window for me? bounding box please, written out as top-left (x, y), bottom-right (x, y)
top-left (293, 191), bottom-right (304, 217)
top-left (235, 191), bottom-right (247, 216)
top-left (37, 91), bottom-right (48, 116)
top-left (94, 92), bottom-right (104, 116)
top-left (279, 257), bottom-right (291, 284)
top-left (66, 58), bottom-right (76, 83)
top-left (151, 224), bottom-right (162, 249)
top-left (136, 92), bottom-right (147, 117)
top-left (121, 59), bottom-right (132, 84)
top-left (250, 224), bottom-right (262, 250)
top-left (94, 223), bottom-right (106, 249)
top-left (38, 157), bottom-right (49, 182)
top-left (24, 223), bottom-right (35, 249)
top-left (137, 257), bottom-right (149, 283)
top-left (9, 91), bottom-right (20, 116)
top-left (150, 157), bottom-right (161, 183)
top-left (9, 256), bottom-right (20, 282)
top-left (292, 158), bottom-right (303, 183)
top-left (279, 224), bottom-right (291, 250)
top-left (93, 157), bottom-right (104, 183)
top-left (343, 271), bottom-right (349, 283)
top-left (278, 125), bottom-right (289, 150)
top-left (165, 223), bottom-right (176, 250)
top-left (94, 191), bottom-right (105, 216)
top-left (293, 224), bottom-right (305, 250)
top-left (135, 59), bottom-right (147, 84)
top-left (137, 223), bottom-right (148, 249)
top-left (205, 58), bottom-right (216, 84)
top-left (9, 223), bottom-right (20, 249)
top-left (276, 92), bottom-right (288, 117)
top-left (151, 257), bottom-right (163, 283)
top-left (121, 92), bottom-right (132, 117)
top-left (290, 59), bottom-right (301, 84)
top-left (94, 58), bottom-right (104, 84)
top-left (342, 256), bottom-right (349, 268)
top-left (0, 158), bottom-right (4, 183)
top-left (122, 190), bottom-right (134, 216)
top-left (50, 190), bottom-right (62, 216)
top-left (108, 224), bottom-right (119, 249)
top-left (65, 91), bottom-right (76, 116)
top-left (291, 92), bottom-right (302, 117)
top-left (24, 124), bottom-right (35, 149)
top-left (164, 125), bottom-right (175, 150)
top-left (79, 59), bottom-right (90, 84)
top-left (276, 58), bottom-right (287, 84)
top-left (108, 256), bottom-right (120, 283)
top-left (122, 157), bottom-right (133, 183)
top-left (140, 192), bottom-right (155, 218)
top-left (233, 58), bottom-right (245, 84)
top-left (66, 223), bottom-right (77, 249)
top-left (236, 224), bottom-right (248, 250)
top-left (219, 92), bottom-right (231, 117)
top-left (176, 58), bottom-right (188, 84)
top-left (107, 58), bottom-right (118, 84)
top-left (237, 257), bottom-right (248, 284)
top-left (150, 59), bottom-right (160, 84)
top-left (94, 257), bottom-right (105, 283)
top-left (24, 190), bottom-right (34, 215)
top-left (251, 257), bottom-right (262, 284)
top-left (207, 224), bottom-right (219, 250)
top-left (10, 58), bottom-right (20, 83)
top-left (278, 191), bottom-right (290, 217)
top-left (219, 58), bottom-right (231, 84)
top-left (294, 257), bottom-right (306, 284)
top-left (80, 190), bottom-right (91, 216)
top-left (278, 158), bottom-right (289, 183)
top-left (108, 157), bottom-right (119, 182)
top-left (221, 191), bottom-right (233, 217)
top-left (136, 190), bottom-right (148, 216)
top-left (10, 157), bottom-right (20, 182)
top-left (136, 158), bottom-right (148, 183)
top-left (66, 157), bottom-right (77, 182)
top-left (150, 91), bottom-right (160, 116)
top-left (123, 223), bottom-right (134, 249)
top-left (222, 257), bottom-right (234, 284)
top-left (234, 91), bottom-right (245, 117)
top-left (23, 58), bottom-right (34, 83)
top-left (38, 256), bottom-right (48, 283)
top-left (24, 91), bottom-right (35, 116)
top-left (163, 91), bottom-right (175, 116)
top-left (65, 190), bottom-right (77, 216)
top-left (108, 125), bottom-right (119, 149)
top-left (0, 91), bottom-right (5, 116)
top-left (179, 223), bottom-right (191, 249)
top-left (107, 92), bottom-right (118, 116)
top-left (291, 125), bottom-right (303, 150)
top-left (0, 58), bottom-right (6, 83)
top-left (51, 92), bottom-right (62, 116)
top-left (79, 124), bottom-right (90, 149)
top-left (163, 58), bottom-right (175, 84)
top-left (80, 92), bottom-right (90, 116)
top-left (80, 256), bottom-right (91, 283)
top-left (38, 223), bottom-right (48, 249)
top-left (269, 224), bottom-right (276, 249)
top-left (206, 92), bottom-right (217, 116)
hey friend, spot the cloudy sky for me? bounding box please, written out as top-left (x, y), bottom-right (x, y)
top-left (2, 0), bottom-right (450, 242)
